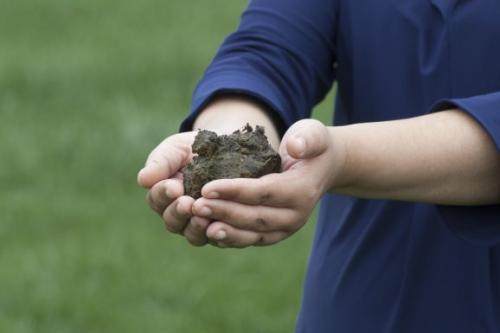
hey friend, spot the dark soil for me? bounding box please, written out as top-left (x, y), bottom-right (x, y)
top-left (182, 124), bottom-right (281, 199)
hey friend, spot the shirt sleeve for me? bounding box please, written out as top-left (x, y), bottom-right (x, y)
top-left (430, 91), bottom-right (500, 247)
top-left (180, 0), bottom-right (338, 134)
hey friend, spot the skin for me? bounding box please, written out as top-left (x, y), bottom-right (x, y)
top-left (138, 96), bottom-right (280, 246)
top-left (138, 97), bottom-right (500, 248)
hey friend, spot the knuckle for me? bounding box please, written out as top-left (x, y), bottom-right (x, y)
top-left (255, 217), bottom-right (267, 227)
top-left (256, 181), bottom-right (273, 205)
top-left (254, 217), bottom-right (269, 232)
top-left (252, 210), bottom-right (281, 232)
top-left (258, 191), bottom-right (272, 205)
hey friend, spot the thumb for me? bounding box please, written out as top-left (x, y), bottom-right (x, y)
top-left (137, 132), bottom-right (195, 188)
top-left (283, 119), bottom-right (329, 160)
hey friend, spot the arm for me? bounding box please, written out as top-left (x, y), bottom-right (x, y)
top-left (194, 104), bottom-right (500, 248)
top-left (180, 0), bottom-right (337, 134)
top-left (139, 0), bottom-right (338, 247)
top-left (330, 109), bottom-right (500, 205)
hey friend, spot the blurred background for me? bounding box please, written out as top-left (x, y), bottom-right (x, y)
top-left (0, 1), bottom-right (334, 332)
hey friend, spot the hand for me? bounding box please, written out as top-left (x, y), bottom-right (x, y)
top-left (137, 131), bottom-right (211, 246)
top-left (192, 119), bottom-right (345, 248)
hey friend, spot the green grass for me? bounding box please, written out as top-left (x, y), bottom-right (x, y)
top-left (0, 1), bottom-right (334, 332)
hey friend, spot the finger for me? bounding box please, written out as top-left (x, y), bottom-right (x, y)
top-left (138, 132), bottom-right (195, 188)
top-left (183, 216), bottom-right (210, 247)
top-left (171, 171), bottom-right (184, 181)
top-left (252, 231), bottom-right (289, 247)
top-left (192, 198), bottom-right (298, 232)
top-left (206, 222), bottom-right (261, 248)
top-left (281, 119), bottom-right (329, 160)
top-left (201, 174), bottom-right (297, 207)
top-left (162, 196), bottom-right (194, 234)
top-left (206, 222), bottom-right (288, 248)
top-left (147, 178), bottom-right (184, 215)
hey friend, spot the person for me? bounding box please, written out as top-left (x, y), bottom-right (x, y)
top-left (137, 0), bottom-right (500, 332)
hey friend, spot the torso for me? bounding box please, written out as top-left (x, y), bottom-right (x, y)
top-left (297, 2), bottom-right (500, 332)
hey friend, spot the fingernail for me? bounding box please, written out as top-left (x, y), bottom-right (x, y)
top-left (206, 192), bottom-right (219, 199)
top-left (197, 206), bottom-right (212, 217)
top-left (215, 230), bottom-right (226, 240)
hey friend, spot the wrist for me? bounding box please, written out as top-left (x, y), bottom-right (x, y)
top-left (192, 95), bottom-right (281, 149)
top-left (325, 126), bottom-right (353, 192)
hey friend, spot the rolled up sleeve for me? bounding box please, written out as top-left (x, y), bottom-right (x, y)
top-left (431, 91), bottom-right (500, 246)
top-left (180, 0), bottom-right (338, 133)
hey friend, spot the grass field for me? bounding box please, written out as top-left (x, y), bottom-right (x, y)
top-left (0, 1), bottom-right (334, 332)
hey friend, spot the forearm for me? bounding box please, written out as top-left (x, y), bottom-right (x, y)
top-left (192, 96), bottom-right (280, 150)
top-left (329, 110), bottom-right (500, 205)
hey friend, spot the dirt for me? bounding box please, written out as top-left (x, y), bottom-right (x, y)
top-left (182, 124), bottom-right (281, 199)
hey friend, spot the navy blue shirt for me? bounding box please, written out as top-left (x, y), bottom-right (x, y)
top-left (181, 1), bottom-right (500, 332)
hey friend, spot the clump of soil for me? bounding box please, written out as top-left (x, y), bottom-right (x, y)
top-left (182, 124), bottom-right (281, 199)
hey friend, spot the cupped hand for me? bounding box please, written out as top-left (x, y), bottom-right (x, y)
top-left (138, 131), bottom-right (211, 246)
top-left (192, 119), bottom-right (344, 248)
